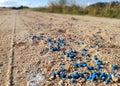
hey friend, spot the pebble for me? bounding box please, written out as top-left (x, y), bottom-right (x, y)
top-left (80, 78), bottom-right (85, 83)
top-left (112, 75), bottom-right (119, 82)
top-left (49, 75), bottom-right (55, 80)
top-left (58, 80), bottom-right (64, 86)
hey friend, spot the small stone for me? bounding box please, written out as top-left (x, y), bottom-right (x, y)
top-left (56, 75), bottom-right (60, 78)
top-left (80, 78), bottom-right (85, 83)
top-left (105, 61), bottom-right (109, 64)
top-left (49, 76), bottom-right (55, 80)
top-left (112, 75), bottom-right (119, 82)
top-left (58, 80), bottom-right (64, 86)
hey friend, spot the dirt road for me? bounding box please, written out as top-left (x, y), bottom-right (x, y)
top-left (0, 10), bottom-right (120, 86)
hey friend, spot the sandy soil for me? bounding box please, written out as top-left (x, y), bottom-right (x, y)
top-left (0, 10), bottom-right (120, 86)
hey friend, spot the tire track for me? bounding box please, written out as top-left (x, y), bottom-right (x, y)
top-left (0, 13), bottom-right (14, 86)
top-left (7, 12), bottom-right (16, 86)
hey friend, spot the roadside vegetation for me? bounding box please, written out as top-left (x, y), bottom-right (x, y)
top-left (32, 0), bottom-right (120, 19)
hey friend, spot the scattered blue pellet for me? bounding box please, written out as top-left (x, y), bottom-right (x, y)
top-left (66, 75), bottom-right (71, 79)
top-left (96, 50), bottom-right (99, 52)
top-left (112, 64), bottom-right (118, 70)
top-left (31, 35), bottom-right (36, 40)
top-left (82, 62), bottom-right (87, 67)
top-left (96, 71), bottom-right (101, 76)
top-left (85, 53), bottom-right (91, 57)
top-left (82, 71), bottom-right (87, 74)
top-left (97, 60), bottom-right (103, 65)
top-left (105, 79), bottom-right (110, 84)
top-left (88, 45), bottom-right (92, 48)
top-left (60, 68), bottom-right (65, 72)
top-left (91, 72), bottom-right (97, 80)
top-left (61, 50), bottom-right (66, 55)
top-left (85, 75), bottom-right (89, 80)
top-left (100, 72), bottom-right (106, 80)
top-left (77, 63), bottom-right (82, 68)
top-left (35, 36), bottom-right (118, 84)
top-left (75, 42), bottom-right (80, 45)
top-left (96, 65), bottom-right (101, 69)
top-left (79, 53), bottom-right (85, 57)
top-left (88, 66), bottom-right (94, 70)
top-left (71, 74), bottom-right (76, 79)
top-left (69, 48), bottom-right (73, 53)
top-left (79, 73), bottom-right (84, 78)
top-left (38, 35), bottom-right (43, 40)
top-left (87, 77), bottom-right (92, 81)
top-left (73, 71), bottom-right (80, 79)
top-left (57, 38), bottom-right (61, 43)
top-left (56, 43), bottom-right (61, 49)
top-left (94, 55), bottom-right (98, 60)
top-left (69, 54), bottom-right (76, 58)
top-left (49, 44), bottom-right (53, 49)
top-left (107, 73), bottom-right (112, 79)
top-left (101, 76), bottom-right (106, 81)
top-left (81, 62), bottom-right (87, 67)
top-left (60, 62), bottom-right (65, 66)
top-left (100, 72), bottom-right (105, 76)
top-left (55, 71), bottom-right (60, 75)
top-left (70, 78), bottom-right (75, 83)
top-left (73, 61), bottom-right (87, 68)
top-left (113, 72), bottom-right (116, 76)
top-left (63, 42), bottom-right (66, 46)
top-left (47, 38), bottom-right (52, 42)
top-left (66, 48), bottom-right (76, 58)
top-left (60, 73), bottom-right (66, 78)
top-left (73, 61), bottom-right (77, 67)
top-left (81, 48), bottom-right (87, 52)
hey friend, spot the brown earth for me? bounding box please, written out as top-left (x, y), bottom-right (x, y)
top-left (0, 10), bottom-right (120, 86)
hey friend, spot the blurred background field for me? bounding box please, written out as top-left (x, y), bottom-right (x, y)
top-left (0, 0), bottom-right (120, 18)
top-left (31, 0), bottom-right (120, 19)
